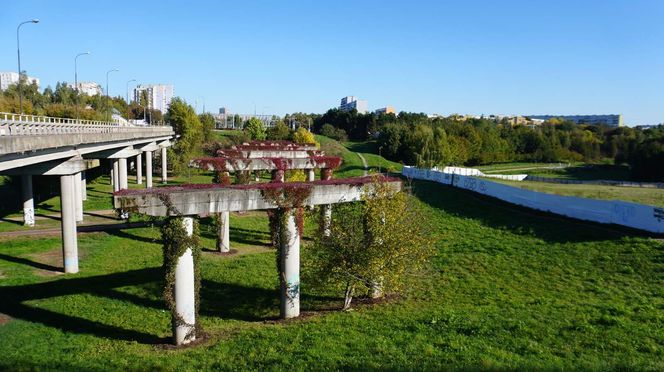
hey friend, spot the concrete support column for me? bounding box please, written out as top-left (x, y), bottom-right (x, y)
top-left (118, 158), bottom-right (128, 190)
top-left (174, 216), bottom-right (196, 345)
top-left (279, 209), bottom-right (300, 319)
top-left (112, 159), bottom-right (120, 192)
top-left (145, 151), bottom-right (153, 188)
top-left (161, 147), bottom-right (168, 183)
top-left (271, 169), bottom-right (285, 183)
top-left (74, 172), bottom-right (84, 222)
top-left (60, 175), bottom-right (79, 274)
top-left (136, 153), bottom-right (143, 184)
top-left (80, 171), bottom-right (87, 201)
top-left (21, 175), bottom-right (35, 227)
top-left (254, 171), bottom-right (260, 182)
top-left (321, 168), bottom-right (332, 236)
top-left (217, 211), bottom-right (230, 253)
top-left (307, 169), bottom-right (315, 182)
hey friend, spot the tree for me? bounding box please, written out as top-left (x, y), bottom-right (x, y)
top-left (267, 120), bottom-right (291, 140)
top-left (244, 117), bottom-right (267, 140)
top-left (165, 97), bottom-right (203, 174)
top-left (293, 127), bottom-right (317, 146)
top-left (199, 113), bottom-right (216, 141)
top-left (305, 177), bottom-right (433, 309)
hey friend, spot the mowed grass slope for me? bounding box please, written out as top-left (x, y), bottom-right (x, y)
top-left (0, 136), bottom-right (662, 370)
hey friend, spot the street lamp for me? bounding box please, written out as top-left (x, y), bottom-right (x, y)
top-left (105, 68), bottom-right (119, 122)
top-left (75, 51), bottom-right (91, 122)
top-left (16, 19), bottom-right (39, 115)
top-left (126, 79), bottom-right (136, 123)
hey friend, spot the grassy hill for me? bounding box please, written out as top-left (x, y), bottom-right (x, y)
top-left (0, 136), bottom-right (662, 370)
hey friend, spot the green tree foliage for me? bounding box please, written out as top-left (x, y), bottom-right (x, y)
top-left (305, 178), bottom-right (433, 309)
top-left (320, 123), bottom-right (348, 142)
top-left (244, 117), bottom-right (267, 140)
top-left (293, 127), bottom-right (318, 146)
top-left (165, 98), bottom-right (203, 174)
top-left (199, 113), bottom-right (216, 141)
top-left (266, 120), bottom-right (291, 140)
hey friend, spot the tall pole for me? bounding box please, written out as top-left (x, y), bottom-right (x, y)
top-left (126, 79), bottom-right (136, 124)
top-left (75, 52), bottom-right (90, 122)
top-left (16, 19), bottom-right (39, 115)
top-left (105, 69), bottom-right (119, 122)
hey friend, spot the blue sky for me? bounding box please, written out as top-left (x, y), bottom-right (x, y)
top-left (2, 0), bottom-right (663, 125)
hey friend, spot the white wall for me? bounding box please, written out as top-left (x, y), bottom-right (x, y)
top-left (403, 166), bottom-right (664, 234)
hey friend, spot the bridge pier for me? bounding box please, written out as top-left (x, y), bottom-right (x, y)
top-left (60, 174), bottom-right (79, 273)
top-left (112, 159), bottom-right (120, 192)
top-left (279, 209), bottom-right (300, 319)
top-left (161, 147), bottom-right (168, 184)
top-left (118, 158), bottom-right (128, 190)
top-left (74, 172), bottom-right (84, 222)
top-left (136, 153), bottom-right (142, 184)
top-left (81, 171), bottom-right (87, 201)
top-left (145, 150), bottom-right (153, 188)
top-left (21, 175), bottom-right (35, 226)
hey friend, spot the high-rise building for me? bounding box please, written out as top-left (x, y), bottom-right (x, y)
top-left (0, 71), bottom-right (40, 91)
top-left (375, 106), bottom-right (396, 115)
top-left (339, 96), bottom-right (368, 114)
top-left (528, 114), bottom-right (623, 127)
top-left (68, 81), bottom-right (102, 96)
top-left (133, 84), bottom-right (174, 113)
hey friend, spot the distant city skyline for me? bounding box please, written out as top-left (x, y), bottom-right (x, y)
top-left (2, 1), bottom-right (664, 125)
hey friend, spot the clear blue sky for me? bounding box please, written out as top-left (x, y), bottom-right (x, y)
top-left (2, 0), bottom-right (663, 125)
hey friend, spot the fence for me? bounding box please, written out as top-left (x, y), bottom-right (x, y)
top-left (403, 166), bottom-right (664, 234)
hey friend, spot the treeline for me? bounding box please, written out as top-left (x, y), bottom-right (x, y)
top-left (0, 79), bottom-right (163, 123)
top-left (308, 109), bottom-right (664, 181)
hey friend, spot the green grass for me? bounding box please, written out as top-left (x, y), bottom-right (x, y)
top-left (477, 162), bottom-right (573, 173)
top-left (518, 164), bottom-right (633, 181)
top-left (494, 179), bottom-right (664, 207)
top-left (1, 177), bottom-right (662, 370)
top-left (316, 137), bottom-right (403, 177)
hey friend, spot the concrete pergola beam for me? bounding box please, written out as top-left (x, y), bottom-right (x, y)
top-left (190, 156), bottom-right (342, 173)
top-left (113, 177), bottom-right (399, 215)
top-left (216, 149), bottom-right (324, 159)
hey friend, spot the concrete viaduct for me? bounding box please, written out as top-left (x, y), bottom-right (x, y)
top-left (0, 112), bottom-right (176, 273)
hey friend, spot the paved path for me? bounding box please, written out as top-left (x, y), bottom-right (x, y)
top-left (356, 153), bottom-right (369, 176)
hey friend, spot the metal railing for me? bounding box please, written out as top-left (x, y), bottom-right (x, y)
top-left (0, 112), bottom-right (172, 136)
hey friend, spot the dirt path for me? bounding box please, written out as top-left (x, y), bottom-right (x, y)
top-left (0, 221), bottom-right (154, 239)
top-left (356, 153), bottom-right (369, 176)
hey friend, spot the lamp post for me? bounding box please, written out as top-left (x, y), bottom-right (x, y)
top-left (16, 19), bottom-right (39, 115)
top-left (126, 79), bottom-right (136, 123)
top-left (105, 69), bottom-right (119, 122)
top-left (75, 51), bottom-right (90, 122)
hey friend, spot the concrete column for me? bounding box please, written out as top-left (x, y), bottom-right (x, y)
top-left (21, 175), bottom-right (35, 227)
top-left (118, 158), bottom-right (128, 190)
top-left (321, 168), bottom-right (332, 236)
top-left (112, 159), bottom-right (120, 192)
top-left (307, 169), bottom-right (315, 182)
top-left (279, 210), bottom-right (300, 319)
top-left (271, 169), bottom-right (285, 183)
top-left (174, 216), bottom-right (196, 345)
top-left (80, 171), bottom-right (87, 201)
top-left (74, 172), bottom-right (84, 222)
top-left (254, 171), bottom-right (260, 182)
top-left (136, 153), bottom-right (143, 184)
top-left (145, 151), bottom-right (153, 188)
top-left (161, 147), bottom-right (168, 183)
top-left (60, 175), bottom-right (79, 274)
top-left (217, 211), bottom-right (230, 253)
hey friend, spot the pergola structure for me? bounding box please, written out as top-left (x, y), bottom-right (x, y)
top-left (114, 176), bottom-right (402, 345)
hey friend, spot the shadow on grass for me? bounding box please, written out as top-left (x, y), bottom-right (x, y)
top-left (344, 141), bottom-right (377, 153)
top-left (200, 226), bottom-right (271, 247)
top-left (0, 264), bottom-right (337, 343)
top-left (0, 253), bottom-right (62, 272)
top-left (410, 179), bottom-right (649, 244)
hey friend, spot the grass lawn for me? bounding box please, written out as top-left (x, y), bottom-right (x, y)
top-left (477, 162), bottom-right (572, 173)
top-left (0, 179), bottom-right (662, 370)
top-left (494, 179), bottom-right (664, 207)
top-left (518, 164), bottom-right (633, 181)
top-left (316, 137), bottom-right (403, 177)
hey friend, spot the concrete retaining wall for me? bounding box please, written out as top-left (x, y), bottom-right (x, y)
top-left (403, 166), bottom-right (664, 234)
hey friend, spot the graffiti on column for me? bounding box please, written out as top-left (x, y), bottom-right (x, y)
top-left (23, 207), bottom-right (34, 225)
top-left (654, 207), bottom-right (664, 222)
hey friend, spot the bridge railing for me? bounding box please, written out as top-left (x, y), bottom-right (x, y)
top-left (0, 112), bottom-right (171, 136)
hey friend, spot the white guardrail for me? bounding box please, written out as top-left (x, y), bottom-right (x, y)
top-left (403, 166), bottom-right (664, 234)
top-left (0, 112), bottom-right (166, 136)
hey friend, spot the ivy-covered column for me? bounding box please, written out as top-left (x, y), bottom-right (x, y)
top-left (217, 211), bottom-right (230, 253)
top-left (271, 169), bottom-right (285, 182)
top-left (162, 216), bottom-right (200, 346)
top-left (279, 208), bottom-right (300, 318)
top-left (321, 168), bottom-right (333, 236)
top-left (307, 169), bottom-right (315, 182)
